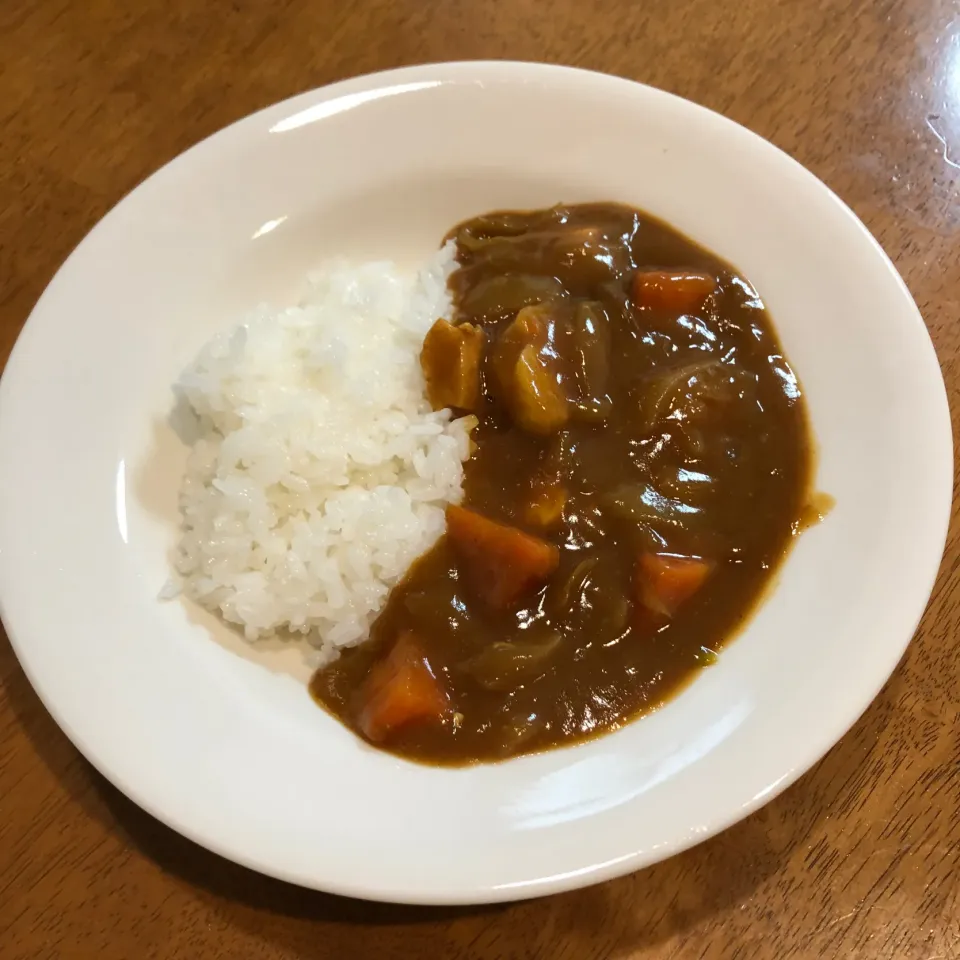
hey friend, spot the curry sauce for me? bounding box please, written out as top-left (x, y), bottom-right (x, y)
top-left (311, 202), bottom-right (813, 765)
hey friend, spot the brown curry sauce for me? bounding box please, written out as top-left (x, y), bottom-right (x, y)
top-left (310, 202), bottom-right (815, 765)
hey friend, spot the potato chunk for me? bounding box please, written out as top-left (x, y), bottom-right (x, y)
top-left (494, 304), bottom-right (569, 435)
top-left (420, 318), bottom-right (484, 411)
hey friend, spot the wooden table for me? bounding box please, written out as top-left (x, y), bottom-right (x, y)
top-left (2, 0), bottom-right (959, 956)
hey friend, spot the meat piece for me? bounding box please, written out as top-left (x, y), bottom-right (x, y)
top-left (446, 504), bottom-right (560, 608)
top-left (420, 318), bottom-right (484, 411)
top-left (356, 632), bottom-right (451, 742)
top-left (632, 270), bottom-right (716, 314)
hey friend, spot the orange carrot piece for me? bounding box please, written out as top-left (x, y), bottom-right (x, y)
top-left (632, 270), bottom-right (716, 314)
top-left (446, 505), bottom-right (560, 609)
top-left (356, 632), bottom-right (450, 742)
top-left (636, 552), bottom-right (713, 618)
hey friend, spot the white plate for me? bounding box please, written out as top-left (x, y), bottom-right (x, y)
top-left (0, 62), bottom-right (951, 904)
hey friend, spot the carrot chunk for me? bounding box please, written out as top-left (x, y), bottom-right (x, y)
top-left (632, 270), bottom-right (716, 314)
top-left (636, 552), bottom-right (713, 618)
top-left (356, 632), bottom-right (450, 742)
top-left (446, 505), bottom-right (560, 608)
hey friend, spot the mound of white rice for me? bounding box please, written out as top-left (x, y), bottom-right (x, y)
top-left (171, 244), bottom-right (472, 663)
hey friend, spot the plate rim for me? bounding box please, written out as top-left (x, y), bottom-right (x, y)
top-left (0, 59), bottom-right (952, 904)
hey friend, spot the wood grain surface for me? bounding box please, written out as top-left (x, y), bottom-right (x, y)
top-left (2, 0), bottom-right (959, 957)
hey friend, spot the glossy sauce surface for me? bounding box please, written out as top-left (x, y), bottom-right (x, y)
top-left (311, 203), bottom-right (812, 764)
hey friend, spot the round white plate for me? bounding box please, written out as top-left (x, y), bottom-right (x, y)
top-left (0, 62), bottom-right (951, 904)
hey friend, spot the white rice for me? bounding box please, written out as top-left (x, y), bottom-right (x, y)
top-left (171, 244), bottom-right (471, 664)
